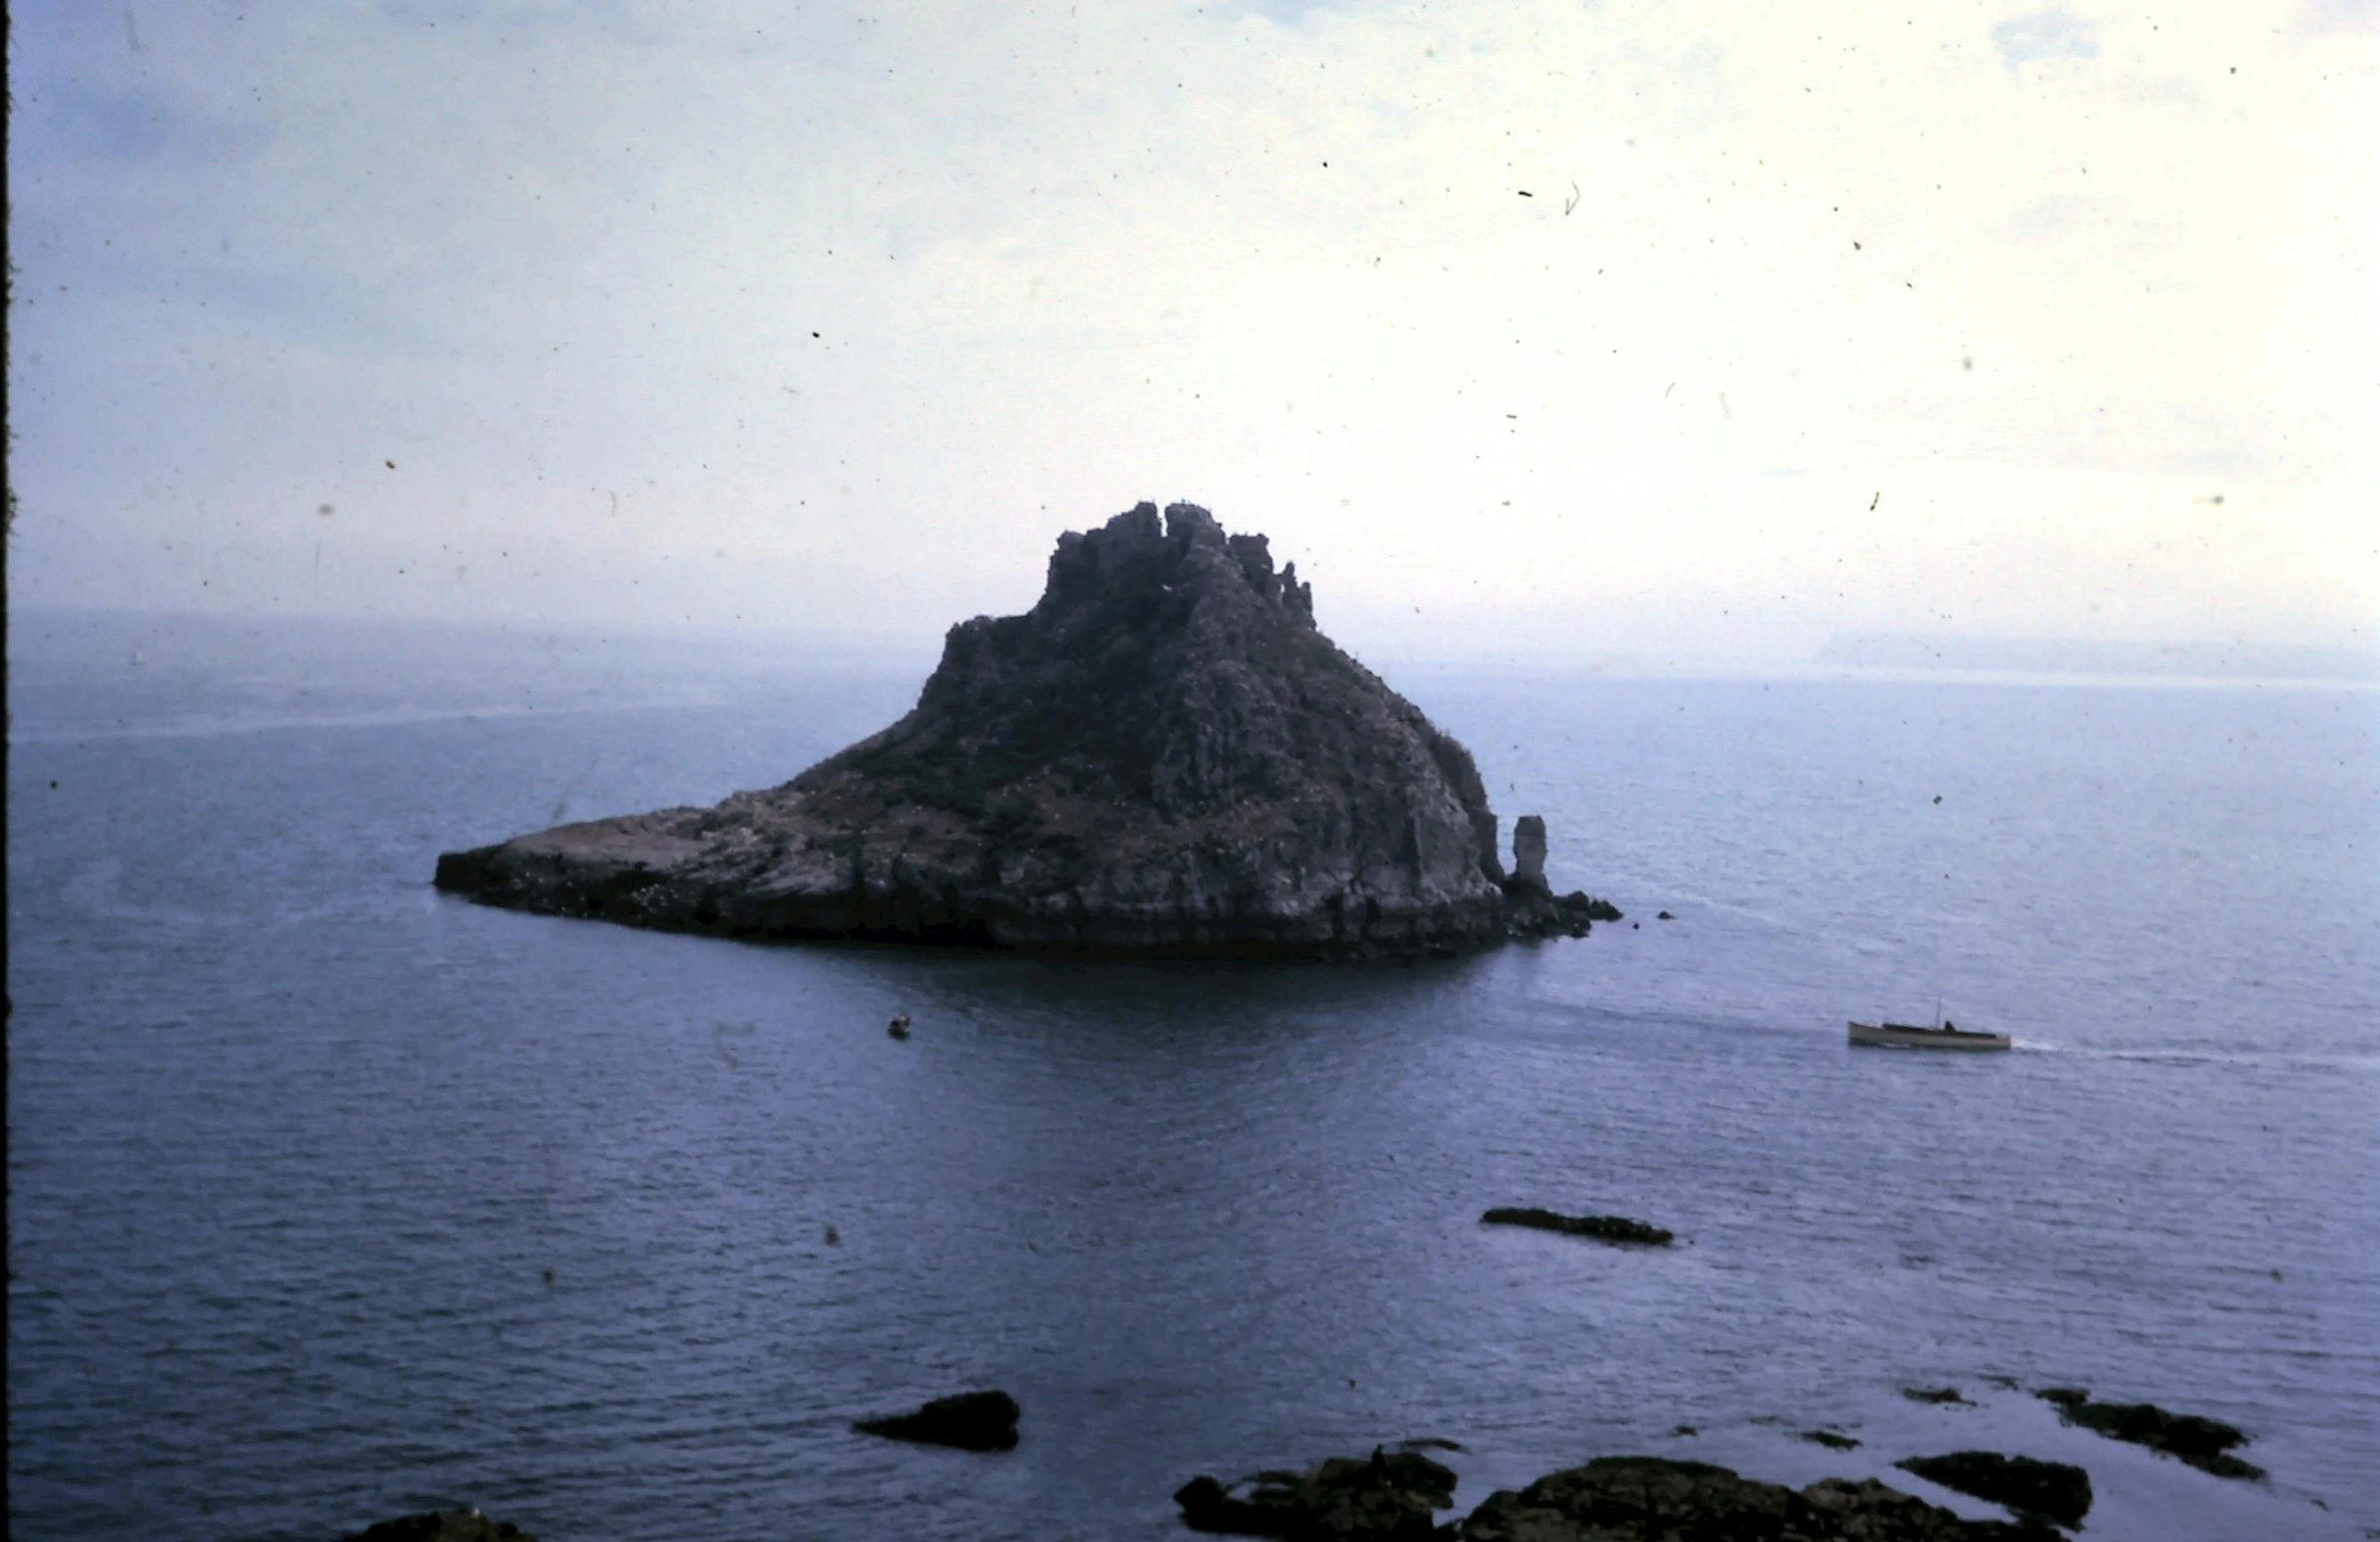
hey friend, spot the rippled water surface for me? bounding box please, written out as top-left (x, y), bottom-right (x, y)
top-left (9, 617), bottom-right (2378, 1540)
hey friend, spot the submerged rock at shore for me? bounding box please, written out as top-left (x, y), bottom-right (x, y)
top-left (338, 1511), bottom-right (536, 1542)
top-left (1455, 1457), bottom-right (2059, 1541)
top-left (1175, 1447), bottom-right (1459, 1539)
top-left (434, 502), bottom-right (1616, 960)
top-left (1897, 1452), bottom-right (2092, 1529)
top-left (853, 1388), bottom-right (1019, 1451)
top-left (1481, 1208), bottom-right (1675, 1247)
top-left (2034, 1388), bottom-right (2262, 1480)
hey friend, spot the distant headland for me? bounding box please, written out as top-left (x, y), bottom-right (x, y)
top-left (433, 501), bottom-right (1618, 958)
top-left (1816, 632), bottom-right (2379, 683)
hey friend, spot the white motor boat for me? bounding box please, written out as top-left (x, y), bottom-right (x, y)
top-left (1848, 1019), bottom-right (2011, 1052)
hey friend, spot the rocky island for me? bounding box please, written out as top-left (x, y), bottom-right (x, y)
top-left (435, 501), bottom-right (1616, 958)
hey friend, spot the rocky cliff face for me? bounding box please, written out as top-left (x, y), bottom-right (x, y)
top-left (433, 501), bottom-right (1612, 958)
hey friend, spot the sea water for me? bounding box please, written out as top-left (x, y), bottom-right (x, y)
top-left (8, 615), bottom-right (2376, 1541)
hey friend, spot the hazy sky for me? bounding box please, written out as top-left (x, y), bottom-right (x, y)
top-left (9, 0), bottom-right (2375, 666)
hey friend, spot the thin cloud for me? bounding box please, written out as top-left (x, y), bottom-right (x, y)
top-left (2296, 0), bottom-right (2378, 36)
top-left (1992, 8), bottom-right (2100, 68)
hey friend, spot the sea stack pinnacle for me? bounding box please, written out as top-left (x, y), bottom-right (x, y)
top-left (433, 501), bottom-right (1616, 958)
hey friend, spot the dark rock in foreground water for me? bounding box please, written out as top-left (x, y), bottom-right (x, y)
top-left (2035, 1388), bottom-right (2262, 1479)
top-left (434, 502), bottom-right (1615, 960)
top-left (339, 1511), bottom-right (536, 1542)
top-left (1903, 1385), bottom-right (1970, 1405)
top-left (1175, 1447), bottom-right (1459, 1539)
top-left (1456, 1457), bottom-right (2058, 1541)
top-left (1896, 1452), bottom-right (2092, 1529)
top-left (1801, 1429), bottom-right (1861, 1450)
top-left (853, 1388), bottom-right (1019, 1451)
top-left (1481, 1207), bottom-right (1675, 1247)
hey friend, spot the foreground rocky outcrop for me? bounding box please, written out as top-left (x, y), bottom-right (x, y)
top-left (854, 1388), bottom-right (1020, 1450)
top-left (1456, 1457), bottom-right (2060, 1542)
top-left (434, 502), bottom-right (1616, 959)
top-left (1175, 1453), bottom-right (2060, 1541)
top-left (1481, 1208), bottom-right (1675, 1247)
top-left (2034, 1388), bottom-right (2261, 1479)
top-left (1896, 1453), bottom-right (2091, 1530)
top-left (338, 1511), bottom-right (536, 1542)
top-left (1176, 1447), bottom-right (1459, 1539)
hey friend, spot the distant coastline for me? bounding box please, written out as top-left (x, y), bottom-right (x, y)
top-left (1816, 633), bottom-right (2378, 685)
top-left (17, 606), bottom-right (2376, 695)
